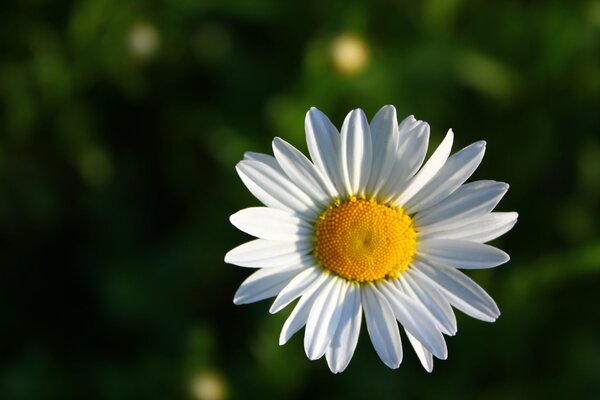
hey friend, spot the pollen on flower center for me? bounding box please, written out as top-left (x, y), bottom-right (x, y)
top-left (313, 197), bottom-right (417, 282)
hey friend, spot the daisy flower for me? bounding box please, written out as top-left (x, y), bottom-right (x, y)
top-left (225, 106), bottom-right (517, 373)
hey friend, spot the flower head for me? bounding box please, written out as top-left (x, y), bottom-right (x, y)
top-left (226, 106), bottom-right (517, 373)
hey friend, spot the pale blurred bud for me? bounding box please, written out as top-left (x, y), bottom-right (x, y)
top-left (127, 21), bottom-right (160, 62)
top-left (190, 371), bottom-right (227, 400)
top-left (331, 33), bottom-right (370, 75)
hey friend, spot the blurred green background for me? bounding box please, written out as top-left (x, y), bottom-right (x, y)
top-left (1, 0), bottom-right (600, 399)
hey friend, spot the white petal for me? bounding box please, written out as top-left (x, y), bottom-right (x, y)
top-left (361, 284), bottom-right (403, 368)
top-left (419, 212), bottom-right (518, 243)
top-left (415, 180), bottom-right (509, 229)
top-left (272, 137), bottom-right (335, 204)
top-left (279, 274), bottom-right (330, 345)
top-left (233, 263), bottom-right (305, 305)
top-left (341, 109), bottom-right (372, 195)
top-left (305, 278), bottom-right (347, 360)
top-left (229, 207), bottom-right (312, 241)
top-left (305, 107), bottom-right (344, 196)
top-left (224, 239), bottom-right (311, 268)
top-left (418, 239), bottom-right (510, 269)
top-left (377, 281), bottom-right (447, 359)
top-left (396, 119), bottom-right (431, 178)
top-left (270, 266), bottom-right (324, 314)
top-left (393, 129), bottom-right (454, 207)
top-left (366, 105), bottom-right (399, 196)
top-left (404, 141), bottom-right (486, 214)
top-left (243, 152), bottom-right (282, 171)
top-left (412, 259), bottom-right (500, 322)
top-left (326, 283), bottom-right (362, 373)
top-left (402, 270), bottom-right (457, 335)
top-left (236, 160), bottom-right (319, 218)
top-left (405, 331), bottom-right (434, 372)
top-left (379, 120), bottom-right (430, 202)
top-left (398, 115), bottom-right (420, 135)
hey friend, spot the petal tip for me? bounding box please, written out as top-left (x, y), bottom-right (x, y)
top-left (380, 104), bottom-right (396, 113)
top-left (487, 311), bottom-right (501, 322)
top-left (224, 250), bottom-right (233, 263)
top-left (475, 140), bottom-right (487, 148)
top-left (327, 361), bottom-right (346, 374)
top-left (412, 121), bottom-right (430, 136)
top-left (228, 212), bottom-right (240, 227)
top-left (438, 347), bottom-right (449, 360)
top-left (387, 361), bottom-right (402, 369)
top-left (241, 152), bottom-right (257, 161)
top-left (269, 298), bottom-right (288, 314)
top-left (306, 107), bottom-right (325, 122)
top-left (348, 108), bottom-right (366, 119)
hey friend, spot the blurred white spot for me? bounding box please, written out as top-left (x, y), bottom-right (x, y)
top-left (331, 33), bottom-right (370, 75)
top-left (127, 22), bottom-right (160, 62)
top-left (190, 371), bottom-right (227, 400)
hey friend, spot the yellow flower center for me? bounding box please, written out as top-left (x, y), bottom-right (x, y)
top-left (313, 197), bottom-right (416, 282)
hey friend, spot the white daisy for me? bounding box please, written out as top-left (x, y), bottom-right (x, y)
top-left (225, 106), bottom-right (517, 373)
